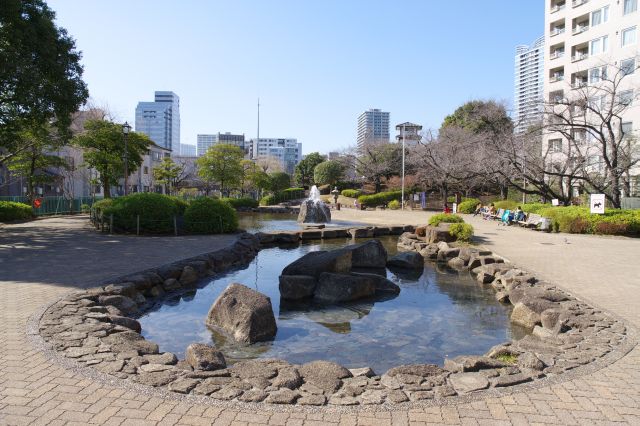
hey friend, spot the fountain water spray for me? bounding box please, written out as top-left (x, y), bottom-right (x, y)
top-left (297, 185), bottom-right (331, 223)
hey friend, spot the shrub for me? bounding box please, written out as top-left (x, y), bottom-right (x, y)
top-left (357, 190), bottom-right (402, 208)
top-left (493, 200), bottom-right (518, 211)
top-left (341, 189), bottom-right (361, 198)
top-left (184, 197), bottom-right (238, 234)
top-left (534, 206), bottom-right (640, 236)
top-left (388, 199), bottom-right (400, 210)
top-left (521, 203), bottom-right (548, 214)
top-left (103, 193), bottom-right (178, 233)
top-left (259, 194), bottom-right (277, 206)
top-left (457, 198), bottom-right (481, 214)
top-left (221, 197), bottom-right (258, 209)
top-left (80, 203), bottom-right (91, 213)
top-left (428, 213), bottom-right (465, 226)
top-left (91, 198), bottom-right (114, 217)
top-left (168, 196), bottom-right (190, 215)
top-left (0, 201), bottom-right (34, 222)
top-left (449, 223), bottom-right (474, 242)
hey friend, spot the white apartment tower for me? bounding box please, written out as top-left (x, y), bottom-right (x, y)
top-left (357, 109), bottom-right (390, 151)
top-left (544, 0), bottom-right (639, 196)
top-left (514, 36), bottom-right (545, 133)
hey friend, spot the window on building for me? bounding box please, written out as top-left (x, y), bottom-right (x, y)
top-left (549, 139), bottom-right (563, 153)
top-left (590, 35), bottom-right (609, 55)
top-left (589, 66), bottom-right (607, 83)
top-left (621, 58), bottom-right (636, 75)
top-left (588, 94), bottom-right (608, 110)
top-left (622, 26), bottom-right (637, 47)
top-left (622, 122), bottom-right (633, 138)
top-left (624, 0), bottom-right (638, 15)
top-left (144, 166), bottom-right (149, 174)
top-left (631, 175), bottom-right (640, 197)
top-left (619, 90), bottom-right (634, 106)
top-left (591, 6), bottom-right (609, 26)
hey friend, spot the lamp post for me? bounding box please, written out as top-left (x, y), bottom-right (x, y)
top-left (401, 124), bottom-right (406, 210)
top-left (122, 122), bottom-right (131, 196)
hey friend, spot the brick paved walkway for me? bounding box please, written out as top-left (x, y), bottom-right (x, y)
top-left (2, 215), bottom-right (640, 425)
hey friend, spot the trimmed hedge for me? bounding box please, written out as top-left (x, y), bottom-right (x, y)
top-left (357, 190), bottom-right (402, 208)
top-left (428, 213), bottom-right (465, 226)
top-left (184, 197), bottom-right (238, 234)
top-left (169, 196), bottom-right (190, 215)
top-left (259, 194), bottom-right (277, 206)
top-left (449, 223), bottom-right (474, 242)
top-left (388, 199), bottom-right (400, 210)
top-left (0, 201), bottom-right (34, 222)
top-left (103, 193), bottom-right (178, 233)
top-left (341, 189), bottom-right (361, 198)
top-left (521, 203), bottom-right (548, 214)
top-left (221, 197), bottom-right (259, 209)
top-left (493, 200), bottom-right (518, 211)
top-left (91, 198), bottom-right (114, 217)
top-left (260, 188), bottom-right (305, 206)
top-left (457, 198), bottom-right (481, 214)
top-left (536, 206), bottom-right (640, 235)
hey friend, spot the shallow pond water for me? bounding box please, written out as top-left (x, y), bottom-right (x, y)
top-left (237, 212), bottom-right (365, 233)
top-left (140, 235), bottom-right (528, 374)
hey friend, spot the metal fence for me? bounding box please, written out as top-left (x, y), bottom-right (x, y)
top-left (0, 196), bottom-right (101, 216)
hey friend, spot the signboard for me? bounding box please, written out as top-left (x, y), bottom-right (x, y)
top-left (413, 194), bottom-right (419, 202)
top-left (452, 203), bottom-right (457, 214)
top-left (551, 199), bottom-right (559, 206)
top-left (590, 194), bottom-right (605, 214)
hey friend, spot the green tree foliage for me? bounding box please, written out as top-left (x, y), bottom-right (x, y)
top-left (7, 125), bottom-right (69, 204)
top-left (441, 100), bottom-right (513, 135)
top-left (0, 0), bottom-right (88, 163)
top-left (294, 152), bottom-right (326, 187)
top-left (72, 120), bottom-right (152, 198)
top-left (268, 172), bottom-right (291, 193)
top-left (313, 160), bottom-right (344, 187)
top-left (153, 157), bottom-right (184, 195)
top-left (196, 144), bottom-right (244, 196)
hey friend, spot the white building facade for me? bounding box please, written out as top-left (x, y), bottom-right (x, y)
top-left (514, 36), bottom-right (545, 133)
top-left (357, 109), bottom-right (390, 151)
top-left (544, 0), bottom-right (639, 197)
top-left (196, 133), bottom-right (246, 156)
top-left (250, 138), bottom-right (302, 175)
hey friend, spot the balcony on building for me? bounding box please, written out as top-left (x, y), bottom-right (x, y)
top-left (572, 0), bottom-right (589, 8)
top-left (550, 43), bottom-right (565, 60)
top-left (549, 66), bottom-right (565, 83)
top-left (572, 14), bottom-right (590, 35)
top-left (571, 129), bottom-right (588, 144)
top-left (550, 0), bottom-right (566, 13)
top-left (550, 19), bottom-right (566, 37)
top-left (571, 42), bottom-right (589, 62)
top-left (571, 70), bottom-right (588, 88)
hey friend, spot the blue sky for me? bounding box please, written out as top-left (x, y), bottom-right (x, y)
top-left (48, 0), bottom-right (543, 154)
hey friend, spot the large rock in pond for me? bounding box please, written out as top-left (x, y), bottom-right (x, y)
top-left (426, 224), bottom-right (456, 244)
top-left (185, 343), bottom-right (226, 371)
top-left (279, 275), bottom-right (317, 300)
top-left (347, 240), bottom-right (387, 269)
top-left (206, 283), bottom-right (277, 344)
top-left (298, 199), bottom-right (331, 223)
top-left (314, 273), bottom-right (376, 302)
top-left (387, 252), bottom-right (424, 269)
top-left (281, 250), bottom-right (352, 279)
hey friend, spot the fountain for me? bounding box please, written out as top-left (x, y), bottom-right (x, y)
top-left (297, 185), bottom-right (331, 223)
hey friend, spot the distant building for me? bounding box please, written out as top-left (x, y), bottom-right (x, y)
top-left (357, 109), bottom-right (390, 151)
top-left (251, 138), bottom-right (302, 174)
top-left (196, 132), bottom-right (246, 156)
top-left (395, 122), bottom-right (423, 146)
top-left (135, 91), bottom-right (180, 152)
top-left (179, 144), bottom-right (196, 157)
top-left (514, 36), bottom-right (544, 133)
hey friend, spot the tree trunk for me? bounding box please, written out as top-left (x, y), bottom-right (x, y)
top-left (500, 184), bottom-right (508, 200)
top-left (442, 187), bottom-right (449, 210)
top-left (103, 176), bottom-right (111, 198)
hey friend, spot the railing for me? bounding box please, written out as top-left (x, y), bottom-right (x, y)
top-left (572, 25), bottom-right (588, 35)
top-left (571, 53), bottom-right (588, 62)
top-left (550, 51), bottom-right (565, 59)
top-left (572, 0), bottom-right (588, 7)
top-left (0, 196), bottom-right (100, 216)
top-left (550, 75), bottom-right (565, 83)
top-left (551, 3), bottom-right (566, 13)
top-left (572, 81), bottom-right (588, 89)
top-left (89, 212), bottom-right (228, 236)
top-left (550, 28), bottom-right (566, 37)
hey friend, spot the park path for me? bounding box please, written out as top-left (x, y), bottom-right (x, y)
top-left (1, 214), bottom-right (640, 425)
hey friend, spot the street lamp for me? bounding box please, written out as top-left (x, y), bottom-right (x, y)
top-left (122, 122), bottom-right (131, 196)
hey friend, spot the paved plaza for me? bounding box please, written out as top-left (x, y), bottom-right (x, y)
top-left (1, 214), bottom-right (640, 425)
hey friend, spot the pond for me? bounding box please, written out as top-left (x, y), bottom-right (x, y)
top-left (139, 235), bottom-right (529, 374)
top-left (237, 212), bottom-right (365, 233)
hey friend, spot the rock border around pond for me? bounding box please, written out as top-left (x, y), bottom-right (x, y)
top-left (37, 228), bottom-right (631, 407)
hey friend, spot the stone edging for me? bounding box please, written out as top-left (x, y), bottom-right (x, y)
top-left (31, 227), bottom-right (637, 411)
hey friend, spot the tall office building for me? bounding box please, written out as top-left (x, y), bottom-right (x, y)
top-left (544, 0), bottom-right (639, 195)
top-left (196, 132), bottom-right (245, 156)
top-left (250, 138), bottom-right (302, 174)
top-left (514, 36), bottom-right (545, 133)
top-left (357, 109), bottom-right (390, 151)
top-left (179, 144), bottom-right (196, 157)
top-left (135, 91), bottom-right (180, 152)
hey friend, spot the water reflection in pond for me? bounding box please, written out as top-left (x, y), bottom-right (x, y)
top-left (237, 212), bottom-right (365, 233)
top-left (140, 236), bottom-right (528, 373)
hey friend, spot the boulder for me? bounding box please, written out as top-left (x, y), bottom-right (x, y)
top-left (185, 343), bottom-right (226, 371)
top-left (427, 224), bottom-right (456, 244)
top-left (444, 356), bottom-right (509, 372)
top-left (97, 295), bottom-right (138, 315)
top-left (447, 257), bottom-right (466, 270)
top-left (418, 244), bottom-right (439, 260)
top-left (281, 250), bottom-right (352, 279)
top-left (348, 227), bottom-right (373, 238)
top-left (314, 273), bottom-right (376, 303)
top-left (436, 248), bottom-right (460, 262)
top-left (298, 199), bottom-right (331, 223)
top-left (541, 308), bottom-right (571, 330)
top-left (179, 266), bottom-right (199, 286)
top-left (206, 283), bottom-right (277, 344)
top-left (350, 272), bottom-right (400, 295)
top-left (101, 331), bottom-right (159, 355)
top-left (109, 316), bottom-right (141, 333)
top-left (387, 252), bottom-right (424, 269)
top-left (386, 364), bottom-right (447, 378)
top-left (518, 352), bottom-right (545, 371)
top-left (511, 302), bottom-right (542, 328)
top-left (278, 275), bottom-right (317, 300)
top-left (346, 239), bottom-right (387, 269)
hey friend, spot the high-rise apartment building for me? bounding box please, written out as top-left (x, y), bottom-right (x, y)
top-left (250, 138), bottom-right (302, 174)
top-left (196, 133), bottom-right (246, 156)
top-left (135, 91), bottom-right (180, 152)
top-left (544, 0), bottom-right (639, 196)
top-left (357, 109), bottom-right (390, 151)
top-left (514, 36), bottom-right (545, 133)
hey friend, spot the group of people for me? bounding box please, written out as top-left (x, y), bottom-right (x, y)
top-left (473, 202), bottom-right (526, 225)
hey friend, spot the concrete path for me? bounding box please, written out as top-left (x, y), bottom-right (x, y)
top-left (1, 214), bottom-right (640, 425)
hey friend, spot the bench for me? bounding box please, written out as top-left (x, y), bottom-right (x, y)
top-left (490, 208), bottom-right (504, 220)
top-left (519, 213), bottom-right (542, 228)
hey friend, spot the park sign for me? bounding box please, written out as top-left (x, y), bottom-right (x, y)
top-left (590, 194), bottom-right (605, 214)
